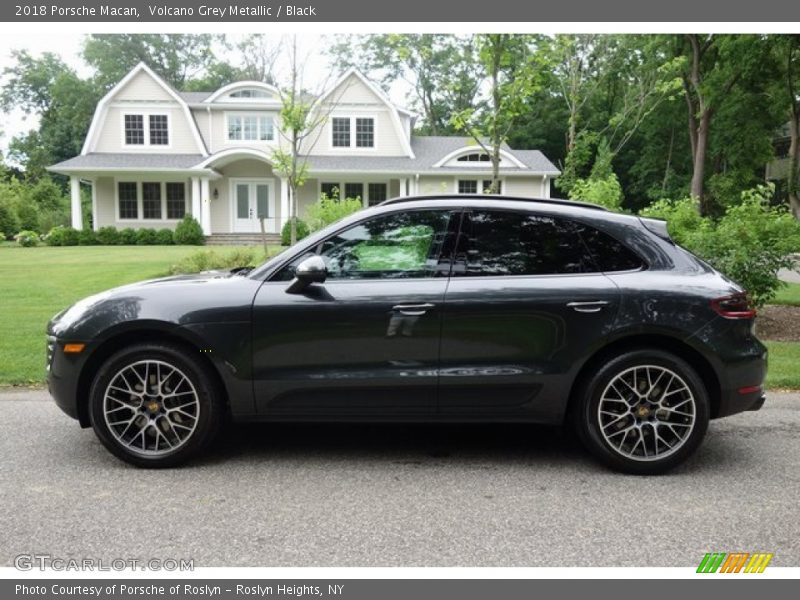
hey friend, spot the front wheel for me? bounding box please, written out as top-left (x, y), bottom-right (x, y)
top-left (575, 349), bottom-right (710, 475)
top-left (88, 343), bottom-right (223, 468)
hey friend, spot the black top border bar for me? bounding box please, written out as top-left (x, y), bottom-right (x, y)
top-left (3, 0), bottom-right (800, 22)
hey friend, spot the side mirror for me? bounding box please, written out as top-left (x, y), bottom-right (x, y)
top-left (286, 255), bottom-right (327, 294)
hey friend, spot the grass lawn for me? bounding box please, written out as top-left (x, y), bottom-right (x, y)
top-left (764, 341), bottom-right (800, 390)
top-left (773, 282), bottom-right (800, 306)
top-left (0, 245), bottom-right (278, 385)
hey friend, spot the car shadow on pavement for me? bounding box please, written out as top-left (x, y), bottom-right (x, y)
top-left (200, 421), bottom-right (589, 468)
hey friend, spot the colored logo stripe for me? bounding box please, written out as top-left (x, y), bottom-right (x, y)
top-left (697, 552), bottom-right (773, 573)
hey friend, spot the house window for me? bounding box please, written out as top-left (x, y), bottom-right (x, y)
top-left (124, 115), bottom-right (144, 145)
top-left (457, 153), bottom-right (491, 162)
top-left (227, 114), bottom-right (275, 141)
top-left (344, 183), bottom-right (364, 200)
top-left (124, 113), bottom-right (168, 147)
top-left (356, 118), bottom-right (374, 148)
top-left (166, 183), bottom-right (186, 219)
top-left (368, 183), bottom-right (387, 206)
top-left (332, 118), bottom-right (351, 147)
top-left (142, 183), bottom-right (162, 219)
top-left (149, 115), bottom-right (169, 145)
top-left (118, 182), bottom-right (138, 219)
top-left (230, 89), bottom-right (269, 98)
top-left (458, 180), bottom-right (478, 194)
top-left (321, 182), bottom-right (340, 199)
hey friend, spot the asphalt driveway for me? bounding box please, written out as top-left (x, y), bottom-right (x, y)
top-left (1, 388), bottom-right (798, 567)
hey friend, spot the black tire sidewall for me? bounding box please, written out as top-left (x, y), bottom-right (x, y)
top-left (577, 349), bottom-right (710, 475)
top-left (88, 343), bottom-right (222, 468)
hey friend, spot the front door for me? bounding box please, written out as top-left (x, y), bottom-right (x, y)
top-left (251, 209), bottom-right (457, 416)
top-left (233, 180), bottom-right (275, 233)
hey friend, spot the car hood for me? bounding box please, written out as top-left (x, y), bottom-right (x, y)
top-left (48, 270), bottom-right (263, 340)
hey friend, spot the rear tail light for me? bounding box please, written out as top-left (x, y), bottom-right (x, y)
top-left (711, 293), bottom-right (756, 319)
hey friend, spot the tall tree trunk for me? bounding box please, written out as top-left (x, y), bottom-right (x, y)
top-left (789, 112), bottom-right (800, 218)
top-left (662, 127), bottom-right (675, 193)
top-left (691, 111), bottom-right (711, 214)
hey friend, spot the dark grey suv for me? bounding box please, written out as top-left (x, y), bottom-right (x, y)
top-left (47, 195), bottom-right (767, 473)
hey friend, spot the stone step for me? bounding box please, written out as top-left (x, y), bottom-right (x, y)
top-left (205, 233), bottom-right (282, 246)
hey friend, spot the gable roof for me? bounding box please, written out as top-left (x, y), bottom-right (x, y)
top-left (81, 62), bottom-right (208, 156)
top-left (314, 68), bottom-right (415, 159)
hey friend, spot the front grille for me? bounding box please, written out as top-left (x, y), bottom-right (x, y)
top-left (46, 336), bottom-right (56, 370)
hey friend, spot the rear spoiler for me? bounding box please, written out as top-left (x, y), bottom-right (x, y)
top-left (638, 217), bottom-right (672, 243)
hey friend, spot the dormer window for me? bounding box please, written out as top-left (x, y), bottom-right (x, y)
top-left (458, 152), bottom-right (491, 162)
top-left (230, 89), bottom-right (270, 99)
top-left (331, 116), bottom-right (375, 149)
top-left (123, 113), bottom-right (169, 147)
top-left (226, 114), bottom-right (275, 142)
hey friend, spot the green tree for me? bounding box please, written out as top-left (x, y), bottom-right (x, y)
top-left (271, 37), bottom-right (334, 246)
top-left (451, 35), bottom-right (544, 192)
top-left (1, 50), bottom-right (99, 178)
top-left (773, 35), bottom-right (800, 217)
top-left (83, 34), bottom-right (225, 89)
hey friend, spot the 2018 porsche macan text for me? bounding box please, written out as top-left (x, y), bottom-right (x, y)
top-left (47, 196), bottom-right (767, 473)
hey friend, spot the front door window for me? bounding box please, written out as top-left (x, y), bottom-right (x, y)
top-left (233, 181), bottom-right (273, 233)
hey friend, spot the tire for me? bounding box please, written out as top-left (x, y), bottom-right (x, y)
top-left (88, 342), bottom-right (223, 468)
top-left (574, 349), bottom-right (710, 475)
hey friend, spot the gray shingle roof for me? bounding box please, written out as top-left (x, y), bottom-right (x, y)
top-left (305, 137), bottom-right (560, 174)
top-left (179, 91), bottom-right (213, 103)
top-left (49, 153), bottom-right (205, 171)
top-left (48, 139), bottom-right (559, 176)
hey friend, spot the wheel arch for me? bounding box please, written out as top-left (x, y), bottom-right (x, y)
top-left (565, 333), bottom-right (722, 423)
top-left (75, 325), bottom-right (229, 427)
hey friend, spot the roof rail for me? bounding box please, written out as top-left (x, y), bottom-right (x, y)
top-left (378, 194), bottom-right (608, 211)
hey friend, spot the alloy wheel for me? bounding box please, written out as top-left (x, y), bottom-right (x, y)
top-left (597, 365), bottom-right (696, 462)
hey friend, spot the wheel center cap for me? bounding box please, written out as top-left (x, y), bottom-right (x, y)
top-left (145, 400), bottom-right (161, 413)
top-left (636, 405), bottom-right (651, 418)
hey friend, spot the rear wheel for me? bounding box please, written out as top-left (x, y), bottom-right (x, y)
top-left (575, 349), bottom-right (710, 475)
top-left (88, 342), bottom-right (223, 468)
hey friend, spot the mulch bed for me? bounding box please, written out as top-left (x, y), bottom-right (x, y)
top-left (756, 305), bottom-right (800, 342)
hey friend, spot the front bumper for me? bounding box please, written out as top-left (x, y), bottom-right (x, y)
top-left (46, 335), bottom-right (91, 427)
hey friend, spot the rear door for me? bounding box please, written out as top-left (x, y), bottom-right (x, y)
top-left (438, 208), bottom-right (623, 421)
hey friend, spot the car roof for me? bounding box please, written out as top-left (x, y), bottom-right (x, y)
top-left (380, 194), bottom-right (608, 212)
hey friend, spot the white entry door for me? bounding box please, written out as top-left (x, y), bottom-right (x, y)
top-left (233, 181), bottom-right (275, 233)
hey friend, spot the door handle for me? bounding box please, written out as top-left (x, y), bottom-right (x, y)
top-left (567, 300), bottom-right (609, 313)
top-left (392, 303), bottom-right (435, 316)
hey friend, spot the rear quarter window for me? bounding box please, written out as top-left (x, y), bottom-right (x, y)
top-left (577, 223), bottom-right (645, 272)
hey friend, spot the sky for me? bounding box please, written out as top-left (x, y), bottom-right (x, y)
top-left (0, 33), bottom-right (411, 159)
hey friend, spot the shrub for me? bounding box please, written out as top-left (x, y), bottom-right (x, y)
top-left (77, 229), bottom-right (97, 245)
top-left (306, 195), bottom-right (364, 232)
top-left (155, 228), bottom-right (175, 245)
top-left (169, 248), bottom-right (257, 274)
top-left (45, 226), bottom-right (80, 246)
top-left (15, 230), bottom-right (39, 247)
top-left (119, 228), bottom-right (137, 245)
top-left (135, 228), bottom-right (158, 245)
top-left (14, 202), bottom-right (39, 232)
top-left (641, 184), bottom-right (800, 307)
top-left (0, 202), bottom-right (20, 239)
top-left (96, 226), bottom-right (121, 245)
top-left (281, 218), bottom-right (310, 245)
top-left (570, 173), bottom-right (624, 211)
top-left (173, 215), bottom-right (204, 245)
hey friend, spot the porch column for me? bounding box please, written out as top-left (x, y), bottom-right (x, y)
top-left (70, 176), bottom-right (83, 230)
top-left (280, 177), bottom-right (290, 230)
top-left (191, 177), bottom-right (201, 221)
top-left (90, 180), bottom-right (98, 231)
top-left (541, 175), bottom-right (549, 198)
top-left (200, 177), bottom-right (212, 235)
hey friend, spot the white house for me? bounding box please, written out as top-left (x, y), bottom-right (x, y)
top-left (49, 62), bottom-right (560, 241)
